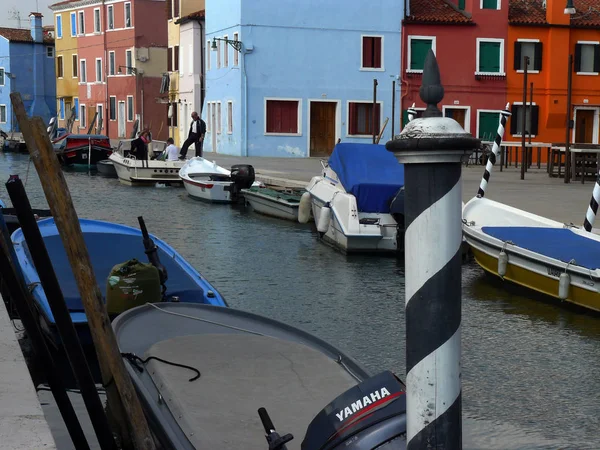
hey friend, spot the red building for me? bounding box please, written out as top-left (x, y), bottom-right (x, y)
top-left (64, 0), bottom-right (168, 139)
top-left (401, 0), bottom-right (508, 140)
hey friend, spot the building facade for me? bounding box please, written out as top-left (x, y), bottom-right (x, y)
top-left (402, 0), bottom-right (508, 141)
top-left (0, 14), bottom-right (56, 133)
top-left (204, 0), bottom-right (402, 157)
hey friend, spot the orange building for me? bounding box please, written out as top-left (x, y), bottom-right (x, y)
top-left (507, 0), bottom-right (600, 158)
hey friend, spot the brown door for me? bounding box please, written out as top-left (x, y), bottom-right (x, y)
top-left (575, 109), bottom-right (595, 144)
top-left (310, 102), bottom-right (336, 156)
top-left (444, 108), bottom-right (466, 129)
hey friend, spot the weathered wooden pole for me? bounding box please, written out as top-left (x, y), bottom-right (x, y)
top-left (477, 104), bottom-right (511, 198)
top-left (521, 55), bottom-right (528, 180)
top-left (386, 50), bottom-right (479, 449)
top-left (391, 80), bottom-right (396, 138)
top-left (11, 92), bottom-right (156, 450)
top-left (565, 54), bottom-right (574, 184)
top-left (372, 78), bottom-right (378, 144)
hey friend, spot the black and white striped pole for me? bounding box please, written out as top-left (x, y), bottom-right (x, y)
top-left (583, 173), bottom-right (600, 232)
top-left (386, 50), bottom-right (480, 449)
top-left (407, 103), bottom-right (417, 123)
top-left (477, 104), bottom-right (511, 198)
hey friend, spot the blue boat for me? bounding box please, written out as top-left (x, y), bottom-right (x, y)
top-left (11, 218), bottom-right (226, 345)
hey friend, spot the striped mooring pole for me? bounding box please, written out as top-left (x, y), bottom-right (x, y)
top-left (386, 50), bottom-right (480, 449)
top-left (583, 173), bottom-right (600, 232)
top-left (477, 104), bottom-right (511, 198)
top-left (407, 103), bottom-right (417, 123)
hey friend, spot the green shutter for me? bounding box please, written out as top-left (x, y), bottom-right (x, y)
top-left (410, 39), bottom-right (432, 71)
top-left (479, 42), bottom-right (501, 73)
top-left (482, 0), bottom-right (497, 8)
top-left (479, 112), bottom-right (499, 140)
top-left (459, 0), bottom-right (465, 9)
top-left (402, 110), bottom-right (409, 127)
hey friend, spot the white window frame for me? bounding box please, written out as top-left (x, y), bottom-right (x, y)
top-left (360, 34), bottom-right (385, 71)
top-left (480, 0), bottom-right (501, 10)
top-left (96, 104), bottom-right (104, 129)
top-left (475, 38), bottom-right (505, 76)
top-left (78, 11), bottom-right (85, 35)
top-left (56, 14), bottom-right (63, 39)
top-left (217, 101), bottom-right (222, 134)
top-left (476, 109), bottom-right (503, 140)
top-left (47, 46), bottom-right (55, 58)
top-left (407, 35), bottom-right (437, 74)
top-left (109, 96), bottom-right (117, 121)
top-left (441, 105), bottom-right (471, 133)
top-left (572, 106), bottom-right (600, 143)
top-left (107, 5), bottom-right (114, 30)
top-left (74, 97), bottom-right (79, 121)
top-left (345, 100), bottom-right (384, 138)
top-left (72, 54), bottom-right (78, 78)
top-left (233, 32), bottom-right (239, 66)
top-left (0, 68), bottom-right (5, 86)
top-left (127, 95), bottom-right (134, 121)
top-left (206, 40), bottom-right (211, 71)
top-left (80, 104), bottom-right (86, 128)
top-left (57, 55), bottom-right (64, 79)
top-left (227, 101), bottom-right (233, 134)
top-left (124, 2), bottom-right (132, 28)
top-left (125, 49), bottom-right (133, 74)
top-left (223, 35), bottom-right (229, 68)
top-left (217, 39), bottom-right (221, 69)
top-left (263, 97), bottom-right (303, 136)
top-left (0, 105), bottom-right (7, 124)
top-left (70, 12), bottom-right (77, 37)
top-left (576, 41), bottom-right (600, 76)
top-left (95, 58), bottom-right (103, 82)
top-left (510, 101), bottom-right (538, 138)
top-left (59, 98), bottom-right (65, 120)
top-left (80, 59), bottom-right (87, 83)
top-left (93, 8), bottom-right (101, 34)
top-left (516, 38), bottom-right (541, 74)
top-left (109, 51), bottom-right (115, 76)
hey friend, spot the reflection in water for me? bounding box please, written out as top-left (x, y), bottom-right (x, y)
top-left (1, 153), bottom-right (599, 449)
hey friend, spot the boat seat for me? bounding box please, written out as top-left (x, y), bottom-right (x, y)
top-left (145, 333), bottom-right (358, 450)
top-left (481, 226), bottom-right (600, 270)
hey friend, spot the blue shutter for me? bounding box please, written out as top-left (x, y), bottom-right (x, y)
top-left (71, 13), bottom-right (77, 37)
top-left (74, 98), bottom-right (79, 120)
top-left (56, 15), bottom-right (62, 38)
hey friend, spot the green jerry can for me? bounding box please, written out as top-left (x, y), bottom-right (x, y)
top-left (106, 258), bottom-right (162, 316)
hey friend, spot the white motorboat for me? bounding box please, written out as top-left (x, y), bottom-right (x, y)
top-left (179, 157), bottom-right (257, 203)
top-left (110, 151), bottom-right (185, 186)
top-left (304, 143), bottom-right (405, 254)
top-left (242, 186), bottom-right (310, 222)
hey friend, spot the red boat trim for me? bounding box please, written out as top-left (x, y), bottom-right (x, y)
top-left (183, 177), bottom-right (215, 189)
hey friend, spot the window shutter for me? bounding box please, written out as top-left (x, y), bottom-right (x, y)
top-left (594, 44), bottom-right (600, 73)
top-left (362, 37), bottom-right (373, 68)
top-left (349, 103), bottom-right (357, 135)
top-left (534, 42), bottom-right (543, 71)
top-left (530, 105), bottom-right (539, 135)
top-left (510, 104), bottom-right (518, 134)
top-left (174, 46), bottom-right (180, 71)
top-left (575, 44), bottom-right (582, 72)
top-left (514, 42), bottom-right (522, 70)
top-left (167, 47), bottom-right (173, 72)
top-left (373, 37), bottom-right (382, 69)
top-left (402, 110), bottom-right (409, 127)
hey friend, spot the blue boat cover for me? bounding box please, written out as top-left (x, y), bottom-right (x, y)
top-left (327, 143), bottom-right (404, 214)
top-left (482, 226), bottom-right (600, 270)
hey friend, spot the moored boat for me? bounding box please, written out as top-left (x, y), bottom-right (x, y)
top-left (110, 151), bottom-right (185, 185)
top-left (96, 159), bottom-right (117, 178)
top-left (53, 134), bottom-right (113, 167)
top-left (242, 185), bottom-right (310, 221)
top-left (113, 302), bottom-right (408, 449)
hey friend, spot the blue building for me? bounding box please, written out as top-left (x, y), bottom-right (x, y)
top-left (204, 0), bottom-right (402, 157)
top-left (0, 13), bottom-right (56, 133)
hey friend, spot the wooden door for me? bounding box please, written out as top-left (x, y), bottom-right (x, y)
top-left (575, 110), bottom-right (595, 144)
top-left (445, 108), bottom-right (466, 129)
top-left (310, 102), bottom-right (336, 156)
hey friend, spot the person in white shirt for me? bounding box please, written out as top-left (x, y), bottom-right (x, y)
top-left (165, 138), bottom-right (180, 161)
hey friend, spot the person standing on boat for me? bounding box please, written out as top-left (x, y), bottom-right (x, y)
top-left (179, 112), bottom-right (206, 160)
top-left (165, 138), bottom-right (180, 161)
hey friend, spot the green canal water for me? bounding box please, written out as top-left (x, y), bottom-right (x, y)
top-left (1, 153), bottom-right (599, 449)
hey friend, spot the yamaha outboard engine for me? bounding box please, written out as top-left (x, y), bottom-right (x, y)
top-left (230, 164), bottom-right (255, 202)
top-left (389, 187), bottom-right (405, 254)
top-left (302, 371), bottom-right (407, 450)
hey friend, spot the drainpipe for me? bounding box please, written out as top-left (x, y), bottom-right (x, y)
top-left (199, 20), bottom-right (205, 111)
top-left (103, 0), bottom-right (109, 137)
top-left (399, 26), bottom-right (409, 131)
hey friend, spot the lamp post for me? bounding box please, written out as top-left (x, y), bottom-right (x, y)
top-left (564, 1), bottom-right (576, 182)
top-left (211, 36), bottom-right (243, 53)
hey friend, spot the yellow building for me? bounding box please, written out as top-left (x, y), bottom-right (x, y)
top-left (167, 0), bottom-right (205, 145)
top-left (49, 2), bottom-right (80, 130)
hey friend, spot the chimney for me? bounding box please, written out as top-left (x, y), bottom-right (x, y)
top-left (29, 12), bottom-right (43, 43)
top-left (544, 0), bottom-right (570, 25)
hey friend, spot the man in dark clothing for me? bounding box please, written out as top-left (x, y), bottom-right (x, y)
top-left (179, 111), bottom-right (206, 159)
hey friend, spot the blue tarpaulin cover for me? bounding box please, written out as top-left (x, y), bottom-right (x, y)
top-left (482, 226), bottom-right (600, 270)
top-left (327, 143), bottom-right (404, 213)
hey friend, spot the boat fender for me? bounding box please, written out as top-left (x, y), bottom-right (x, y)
top-left (298, 192), bottom-right (312, 224)
top-left (317, 205), bottom-right (332, 233)
top-left (498, 249), bottom-right (508, 279)
top-left (559, 273), bottom-right (570, 300)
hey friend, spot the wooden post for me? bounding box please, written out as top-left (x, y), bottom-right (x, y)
top-left (565, 54), bottom-right (574, 184)
top-left (391, 80), bottom-right (396, 139)
top-left (521, 56), bottom-right (528, 180)
top-left (11, 93), bottom-right (156, 450)
top-left (372, 79), bottom-right (378, 144)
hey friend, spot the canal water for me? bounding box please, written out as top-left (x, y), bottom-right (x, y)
top-left (1, 152), bottom-right (599, 449)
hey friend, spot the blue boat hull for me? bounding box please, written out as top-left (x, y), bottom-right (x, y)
top-left (11, 218), bottom-right (227, 346)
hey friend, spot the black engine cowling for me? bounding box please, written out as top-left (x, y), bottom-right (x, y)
top-left (230, 164), bottom-right (256, 190)
top-left (302, 371), bottom-right (407, 450)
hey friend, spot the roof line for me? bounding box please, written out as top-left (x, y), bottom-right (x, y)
top-left (402, 20), bottom-right (476, 26)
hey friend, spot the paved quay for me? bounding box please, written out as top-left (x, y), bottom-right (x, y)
top-left (0, 296), bottom-right (56, 449)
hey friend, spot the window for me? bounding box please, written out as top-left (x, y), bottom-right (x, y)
top-left (265, 99), bottom-right (300, 134)
top-left (56, 15), bottom-right (63, 39)
top-left (57, 55), bottom-right (64, 78)
top-left (127, 96), bottom-right (134, 121)
top-left (107, 5), bottom-right (114, 30)
top-left (575, 42), bottom-right (600, 74)
top-left (348, 102), bottom-right (381, 136)
top-left (72, 54), bottom-right (78, 77)
top-left (233, 32), bottom-right (239, 66)
top-left (481, 0), bottom-right (500, 9)
top-left (169, 103), bottom-right (178, 127)
top-left (167, 47), bottom-right (173, 72)
top-left (459, 0), bottom-right (465, 9)
top-left (94, 8), bottom-right (101, 33)
top-left (217, 39), bottom-right (221, 69)
top-left (124, 3), bottom-right (132, 28)
top-left (477, 38), bottom-right (504, 74)
top-left (126, 49), bottom-right (133, 74)
top-left (206, 40), bottom-right (211, 70)
top-left (514, 41), bottom-right (542, 71)
top-left (59, 98), bottom-right (65, 120)
top-left (47, 46), bottom-right (54, 57)
top-left (97, 104), bottom-right (103, 129)
top-left (510, 104), bottom-right (539, 136)
top-left (80, 104), bottom-right (86, 128)
top-left (227, 101), bottom-right (233, 133)
top-left (109, 51), bottom-right (115, 76)
top-left (174, 45), bottom-right (179, 71)
top-left (206, 103), bottom-right (211, 132)
top-left (95, 58), bottom-right (102, 82)
top-left (408, 36), bottom-right (435, 72)
top-left (0, 105), bottom-right (6, 123)
top-left (477, 111), bottom-right (501, 140)
top-left (223, 35), bottom-right (229, 67)
top-left (74, 98), bottom-right (79, 120)
top-left (0, 68), bottom-right (4, 86)
top-left (361, 36), bottom-right (383, 69)
top-left (78, 11), bottom-right (85, 35)
top-left (109, 97), bottom-right (116, 120)
top-left (80, 59), bottom-right (87, 82)
top-left (217, 102), bottom-right (222, 134)
top-left (70, 12), bottom-right (77, 36)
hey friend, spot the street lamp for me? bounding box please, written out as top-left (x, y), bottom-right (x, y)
top-left (211, 36), bottom-right (242, 53)
top-left (564, 0), bottom-right (576, 15)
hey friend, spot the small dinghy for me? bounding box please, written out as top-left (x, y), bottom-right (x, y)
top-left (96, 159), bottom-right (117, 178)
top-left (113, 302), bottom-right (407, 449)
top-left (53, 134), bottom-right (113, 168)
top-left (11, 218), bottom-right (226, 345)
top-left (179, 157), bottom-right (257, 203)
top-left (242, 186), bottom-right (310, 222)
top-left (0, 202), bottom-right (51, 234)
top-left (305, 143), bottom-right (405, 254)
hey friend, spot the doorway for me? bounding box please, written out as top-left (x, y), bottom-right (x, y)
top-left (310, 102), bottom-right (337, 156)
top-left (118, 101), bottom-right (126, 137)
top-left (443, 106), bottom-right (470, 132)
top-left (574, 108), bottom-right (598, 144)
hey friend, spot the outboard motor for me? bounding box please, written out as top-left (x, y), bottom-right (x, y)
top-left (230, 164), bottom-right (255, 202)
top-left (388, 187), bottom-right (405, 254)
top-left (301, 371), bottom-right (407, 450)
